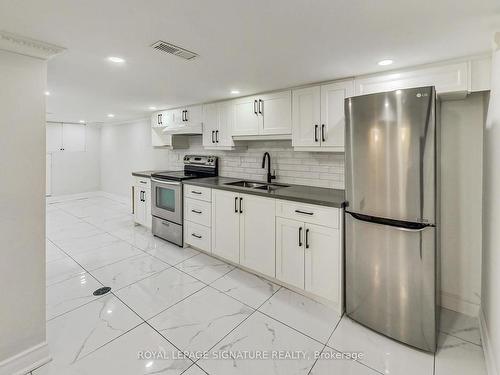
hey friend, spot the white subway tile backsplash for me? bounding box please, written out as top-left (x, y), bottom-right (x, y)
top-left (165, 137), bottom-right (345, 189)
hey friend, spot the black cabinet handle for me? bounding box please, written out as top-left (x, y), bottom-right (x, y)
top-left (211, 131), bottom-right (215, 143)
top-left (184, 110), bottom-right (188, 122)
top-left (321, 124), bottom-right (326, 142)
top-left (295, 209), bottom-right (314, 215)
top-left (139, 180), bottom-right (147, 184)
top-left (158, 113), bottom-right (162, 125)
top-left (298, 227), bottom-right (303, 247)
top-left (234, 197), bottom-right (238, 213)
top-left (314, 125), bottom-right (319, 142)
top-left (191, 190), bottom-right (202, 195)
top-left (191, 209), bottom-right (202, 214)
top-left (258, 99), bottom-right (263, 115)
top-left (239, 197), bottom-right (243, 213)
top-left (305, 228), bottom-right (310, 249)
top-left (253, 100), bottom-right (258, 115)
top-left (215, 130), bottom-right (219, 143)
top-left (191, 233), bottom-right (202, 239)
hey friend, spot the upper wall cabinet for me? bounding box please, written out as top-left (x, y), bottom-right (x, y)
top-left (292, 80), bottom-right (354, 152)
top-left (46, 123), bottom-right (86, 152)
top-left (202, 101), bottom-right (236, 150)
top-left (354, 62), bottom-right (469, 99)
top-left (233, 90), bottom-right (292, 138)
top-left (174, 104), bottom-right (203, 127)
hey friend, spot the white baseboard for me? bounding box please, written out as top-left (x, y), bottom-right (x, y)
top-left (441, 291), bottom-right (480, 316)
top-left (479, 308), bottom-right (499, 375)
top-left (0, 341), bottom-right (51, 375)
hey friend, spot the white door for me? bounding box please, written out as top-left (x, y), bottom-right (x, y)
top-left (260, 90), bottom-right (292, 135)
top-left (239, 194), bottom-right (276, 277)
top-left (276, 217), bottom-right (305, 289)
top-left (185, 104), bottom-right (203, 125)
top-left (211, 189), bottom-right (240, 263)
top-left (62, 124), bottom-right (86, 152)
top-left (46, 123), bottom-right (63, 152)
top-left (320, 81), bottom-right (354, 149)
top-left (233, 96), bottom-right (260, 136)
top-left (292, 86), bottom-right (321, 147)
top-left (304, 223), bottom-right (340, 303)
top-left (134, 187), bottom-right (147, 226)
top-left (217, 101), bottom-right (235, 147)
top-left (202, 103), bottom-right (218, 147)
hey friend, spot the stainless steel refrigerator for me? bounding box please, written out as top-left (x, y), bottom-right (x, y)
top-left (344, 86), bottom-right (440, 352)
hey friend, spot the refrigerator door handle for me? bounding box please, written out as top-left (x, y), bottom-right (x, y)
top-left (346, 211), bottom-right (433, 231)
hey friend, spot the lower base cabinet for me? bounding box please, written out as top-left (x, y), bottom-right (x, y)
top-left (211, 189), bottom-right (276, 277)
top-left (276, 214), bottom-right (342, 307)
top-left (133, 177), bottom-right (151, 228)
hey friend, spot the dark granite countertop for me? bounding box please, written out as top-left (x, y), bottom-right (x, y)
top-left (132, 170), bottom-right (157, 178)
top-left (184, 177), bottom-right (345, 208)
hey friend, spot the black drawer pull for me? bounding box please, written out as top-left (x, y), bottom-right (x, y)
top-left (191, 209), bottom-right (202, 214)
top-left (191, 191), bottom-right (202, 195)
top-left (139, 181), bottom-right (147, 184)
top-left (295, 209), bottom-right (314, 215)
top-left (191, 233), bottom-right (202, 239)
top-left (298, 226), bottom-right (303, 246)
top-left (305, 228), bottom-right (310, 249)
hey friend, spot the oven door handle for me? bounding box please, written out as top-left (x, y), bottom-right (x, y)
top-left (151, 178), bottom-right (181, 186)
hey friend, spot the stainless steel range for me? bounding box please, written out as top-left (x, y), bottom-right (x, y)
top-left (151, 155), bottom-right (218, 246)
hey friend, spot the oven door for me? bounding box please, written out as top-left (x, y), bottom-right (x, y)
top-left (151, 178), bottom-right (182, 224)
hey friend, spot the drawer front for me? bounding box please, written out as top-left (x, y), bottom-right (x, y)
top-left (134, 176), bottom-right (151, 188)
top-left (185, 221), bottom-right (211, 252)
top-left (184, 184), bottom-right (211, 202)
top-left (185, 198), bottom-right (211, 226)
top-left (276, 200), bottom-right (339, 228)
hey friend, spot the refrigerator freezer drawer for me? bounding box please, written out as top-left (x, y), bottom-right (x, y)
top-left (345, 212), bottom-right (438, 352)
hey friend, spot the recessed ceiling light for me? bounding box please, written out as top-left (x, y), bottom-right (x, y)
top-left (230, 90), bottom-right (240, 94)
top-left (79, 120), bottom-right (85, 123)
top-left (107, 56), bottom-right (125, 63)
top-left (378, 59), bottom-right (393, 66)
top-left (149, 106), bottom-right (157, 110)
top-left (44, 91), bottom-right (51, 96)
top-left (107, 113), bottom-right (115, 118)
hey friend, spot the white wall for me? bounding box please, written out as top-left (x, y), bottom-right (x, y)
top-left (100, 118), bottom-right (345, 198)
top-left (440, 93), bottom-right (485, 316)
top-left (482, 48), bottom-right (500, 375)
top-left (0, 50), bottom-right (47, 367)
top-left (48, 124), bottom-right (101, 196)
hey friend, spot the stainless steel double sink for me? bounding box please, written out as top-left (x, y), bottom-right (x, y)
top-left (224, 180), bottom-right (290, 192)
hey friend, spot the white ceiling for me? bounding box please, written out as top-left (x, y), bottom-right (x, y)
top-left (1, 0), bottom-right (499, 124)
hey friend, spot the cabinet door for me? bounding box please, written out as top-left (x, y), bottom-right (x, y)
top-left (260, 90), bottom-right (292, 135)
top-left (276, 217), bottom-right (304, 289)
top-left (211, 189), bottom-right (240, 263)
top-left (292, 86), bottom-right (321, 147)
top-left (305, 223), bottom-right (340, 303)
top-left (134, 187), bottom-right (147, 226)
top-left (62, 124), bottom-right (86, 152)
top-left (185, 104), bottom-right (202, 125)
top-left (320, 81), bottom-right (354, 149)
top-left (202, 103), bottom-right (218, 147)
top-left (239, 194), bottom-right (276, 277)
top-left (233, 96), bottom-right (260, 136)
top-left (46, 123), bottom-right (63, 152)
top-left (171, 108), bottom-right (184, 127)
top-left (217, 101), bottom-right (235, 147)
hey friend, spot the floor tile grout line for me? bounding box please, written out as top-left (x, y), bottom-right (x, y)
top-left (191, 285), bottom-right (283, 367)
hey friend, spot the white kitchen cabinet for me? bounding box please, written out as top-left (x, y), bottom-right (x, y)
top-left (202, 101), bottom-right (236, 149)
top-left (354, 61), bottom-right (469, 99)
top-left (276, 217), bottom-right (305, 289)
top-left (172, 104), bottom-right (203, 127)
top-left (304, 223), bottom-right (340, 303)
top-left (211, 189), bottom-right (240, 263)
top-left (152, 111), bottom-right (174, 128)
top-left (133, 176), bottom-right (151, 228)
top-left (233, 90), bottom-right (291, 137)
top-left (276, 201), bottom-right (343, 308)
top-left (239, 194), bottom-right (276, 277)
top-left (46, 122), bottom-right (86, 152)
top-left (292, 80), bottom-right (353, 152)
top-left (211, 190), bottom-right (276, 277)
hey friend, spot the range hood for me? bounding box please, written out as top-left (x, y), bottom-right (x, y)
top-left (162, 123), bottom-right (203, 135)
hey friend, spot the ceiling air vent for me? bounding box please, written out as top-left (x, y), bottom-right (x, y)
top-left (151, 40), bottom-right (198, 60)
